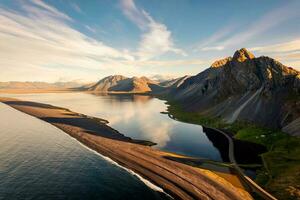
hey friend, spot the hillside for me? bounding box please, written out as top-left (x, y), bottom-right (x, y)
top-left (86, 75), bottom-right (160, 93)
top-left (165, 49), bottom-right (300, 199)
top-left (169, 48), bottom-right (300, 135)
top-left (159, 75), bottom-right (190, 89)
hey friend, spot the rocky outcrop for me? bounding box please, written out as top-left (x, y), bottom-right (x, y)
top-left (171, 48), bottom-right (300, 135)
top-left (211, 57), bottom-right (232, 68)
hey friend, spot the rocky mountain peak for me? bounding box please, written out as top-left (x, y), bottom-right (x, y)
top-left (211, 57), bottom-right (232, 68)
top-left (233, 48), bottom-right (255, 62)
top-left (107, 75), bottom-right (127, 81)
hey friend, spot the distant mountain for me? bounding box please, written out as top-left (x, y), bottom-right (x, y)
top-left (52, 81), bottom-right (84, 89)
top-left (159, 75), bottom-right (190, 89)
top-left (0, 81), bottom-right (83, 90)
top-left (150, 75), bottom-right (191, 95)
top-left (169, 48), bottom-right (300, 135)
top-left (149, 74), bottom-right (176, 82)
top-left (86, 75), bottom-right (159, 93)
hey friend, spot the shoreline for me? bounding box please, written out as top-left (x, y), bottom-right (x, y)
top-left (0, 89), bottom-right (152, 95)
top-left (69, 135), bottom-right (169, 196)
top-left (0, 97), bottom-right (252, 200)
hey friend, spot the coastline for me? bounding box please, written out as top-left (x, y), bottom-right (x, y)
top-left (0, 97), bottom-right (252, 200)
top-left (0, 88), bottom-right (155, 95)
top-left (69, 136), bottom-right (168, 195)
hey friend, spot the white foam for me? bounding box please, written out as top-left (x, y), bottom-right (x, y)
top-left (69, 137), bottom-right (173, 198)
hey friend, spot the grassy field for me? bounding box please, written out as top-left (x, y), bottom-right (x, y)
top-left (167, 101), bottom-right (300, 200)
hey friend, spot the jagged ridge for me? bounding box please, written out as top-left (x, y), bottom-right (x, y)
top-left (171, 48), bottom-right (300, 135)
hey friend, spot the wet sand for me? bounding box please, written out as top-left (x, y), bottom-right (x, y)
top-left (0, 97), bottom-right (253, 200)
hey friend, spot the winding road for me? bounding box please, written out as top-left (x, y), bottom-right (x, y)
top-left (210, 127), bottom-right (278, 200)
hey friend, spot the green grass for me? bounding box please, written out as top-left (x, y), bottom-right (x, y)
top-left (167, 102), bottom-right (225, 128)
top-left (166, 101), bottom-right (300, 200)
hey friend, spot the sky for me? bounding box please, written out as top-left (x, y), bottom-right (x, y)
top-left (0, 0), bottom-right (299, 82)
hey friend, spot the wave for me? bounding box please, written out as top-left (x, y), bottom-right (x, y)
top-left (69, 137), bottom-right (173, 199)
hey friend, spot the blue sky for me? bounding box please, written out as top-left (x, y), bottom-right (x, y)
top-left (0, 0), bottom-right (299, 82)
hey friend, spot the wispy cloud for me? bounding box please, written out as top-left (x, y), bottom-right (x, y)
top-left (0, 0), bottom-right (215, 81)
top-left (250, 38), bottom-right (300, 68)
top-left (29, 0), bottom-right (72, 21)
top-left (70, 2), bottom-right (83, 14)
top-left (221, 1), bottom-right (300, 48)
top-left (120, 0), bottom-right (185, 60)
top-left (137, 18), bottom-right (186, 60)
top-left (197, 24), bottom-right (236, 51)
top-left (85, 25), bottom-right (97, 33)
top-left (276, 56), bottom-right (300, 69)
top-left (201, 46), bottom-right (225, 51)
top-left (0, 1), bottom-right (136, 81)
top-left (123, 59), bottom-right (206, 67)
top-left (197, 1), bottom-right (300, 52)
top-left (250, 39), bottom-right (300, 53)
top-left (120, 0), bottom-right (148, 30)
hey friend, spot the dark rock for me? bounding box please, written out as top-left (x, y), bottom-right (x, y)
top-left (170, 48), bottom-right (300, 134)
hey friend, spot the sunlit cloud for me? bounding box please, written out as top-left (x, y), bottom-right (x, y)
top-left (1, 0), bottom-right (298, 82)
top-left (283, 60), bottom-right (300, 68)
top-left (250, 38), bottom-right (300, 69)
top-left (0, 0), bottom-right (204, 81)
top-left (120, 0), bottom-right (185, 60)
top-left (30, 0), bottom-right (72, 21)
top-left (250, 39), bottom-right (300, 53)
top-left (120, 0), bottom-right (148, 30)
top-left (201, 46), bottom-right (225, 51)
top-left (137, 18), bottom-right (186, 60)
top-left (273, 53), bottom-right (300, 69)
top-left (0, 1), bottom-right (135, 81)
top-left (283, 53), bottom-right (300, 60)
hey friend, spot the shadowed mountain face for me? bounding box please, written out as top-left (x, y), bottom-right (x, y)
top-left (170, 48), bottom-right (300, 135)
top-left (159, 76), bottom-right (190, 89)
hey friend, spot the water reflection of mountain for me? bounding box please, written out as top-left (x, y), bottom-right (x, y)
top-left (203, 127), bottom-right (266, 164)
top-left (92, 93), bottom-right (152, 103)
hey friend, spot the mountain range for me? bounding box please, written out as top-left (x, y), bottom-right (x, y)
top-left (83, 48), bottom-right (300, 135)
top-left (83, 75), bottom-right (190, 93)
top-left (1, 48), bottom-right (299, 135)
top-left (168, 48), bottom-right (300, 136)
top-left (85, 75), bottom-right (158, 93)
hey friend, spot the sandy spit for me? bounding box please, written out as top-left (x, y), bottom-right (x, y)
top-left (0, 97), bottom-right (253, 200)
